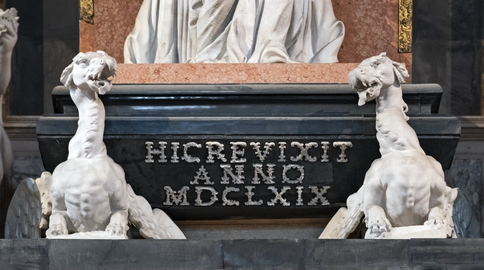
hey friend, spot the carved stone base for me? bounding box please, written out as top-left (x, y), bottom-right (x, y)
top-left (2, 239), bottom-right (484, 269)
top-left (365, 225), bottom-right (448, 239)
top-left (47, 231), bottom-right (127, 240)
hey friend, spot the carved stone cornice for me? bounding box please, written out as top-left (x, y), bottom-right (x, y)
top-left (3, 115), bottom-right (484, 141)
top-left (458, 116), bottom-right (484, 141)
top-left (4, 115), bottom-right (39, 140)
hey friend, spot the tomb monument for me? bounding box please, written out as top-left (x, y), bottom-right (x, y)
top-left (2, 0), bottom-right (481, 268)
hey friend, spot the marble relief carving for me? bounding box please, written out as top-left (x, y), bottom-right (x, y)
top-left (320, 53), bottom-right (458, 239)
top-left (124, 0), bottom-right (344, 64)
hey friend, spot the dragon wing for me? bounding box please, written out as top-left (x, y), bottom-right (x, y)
top-left (319, 191), bottom-right (364, 239)
top-left (451, 188), bottom-right (480, 238)
top-left (5, 178), bottom-right (42, 238)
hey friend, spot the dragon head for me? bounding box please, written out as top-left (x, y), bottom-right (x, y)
top-left (60, 50), bottom-right (117, 95)
top-left (348, 52), bottom-right (409, 106)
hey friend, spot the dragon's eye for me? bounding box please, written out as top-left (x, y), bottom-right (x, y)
top-left (78, 59), bottom-right (88, 68)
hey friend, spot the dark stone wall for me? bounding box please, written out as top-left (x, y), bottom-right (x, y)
top-left (42, 0), bottom-right (79, 115)
top-left (413, 0), bottom-right (484, 115)
top-left (6, 0), bottom-right (79, 115)
top-left (6, 0), bottom-right (43, 115)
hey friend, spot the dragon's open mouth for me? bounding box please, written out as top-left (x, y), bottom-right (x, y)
top-left (90, 79), bottom-right (108, 88)
top-left (355, 77), bottom-right (382, 106)
top-left (88, 75), bottom-right (107, 87)
top-left (366, 79), bottom-right (382, 98)
top-left (87, 70), bottom-right (113, 94)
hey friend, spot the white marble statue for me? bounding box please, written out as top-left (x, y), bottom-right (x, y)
top-left (124, 0), bottom-right (344, 63)
top-left (46, 51), bottom-right (185, 239)
top-left (320, 53), bottom-right (458, 239)
top-left (0, 8), bottom-right (18, 191)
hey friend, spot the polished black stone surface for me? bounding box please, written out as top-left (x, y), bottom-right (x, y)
top-left (37, 84), bottom-right (460, 220)
top-left (49, 84), bottom-right (444, 116)
top-left (2, 239), bottom-right (484, 269)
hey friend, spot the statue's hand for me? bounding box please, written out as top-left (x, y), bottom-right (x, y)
top-left (106, 211), bottom-right (128, 236)
top-left (365, 205), bottom-right (392, 236)
top-left (46, 213), bottom-right (68, 237)
top-left (0, 17), bottom-right (18, 55)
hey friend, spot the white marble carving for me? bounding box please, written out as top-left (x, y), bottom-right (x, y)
top-left (37, 172), bottom-right (52, 229)
top-left (5, 177), bottom-right (42, 238)
top-left (5, 172), bottom-right (51, 238)
top-left (46, 51), bottom-right (185, 239)
top-left (124, 0), bottom-right (344, 63)
top-left (320, 53), bottom-right (458, 239)
top-left (0, 8), bottom-right (18, 192)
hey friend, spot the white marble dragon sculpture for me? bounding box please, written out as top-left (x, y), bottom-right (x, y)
top-left (320, 52), bottom-right (458, 239)
top-left (44, 51), bottom-right (185, 239)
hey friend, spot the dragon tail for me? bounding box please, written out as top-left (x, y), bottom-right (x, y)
top-left (126, 184), bottom-right (186, 239)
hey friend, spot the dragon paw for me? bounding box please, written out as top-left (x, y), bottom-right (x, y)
top-left (365, 206), bottom-right (392, 237)
top-left (105, 222), bottom-right (127, 236)
top-left (424, 218), bottom-right (446, 229)
top-left (105, 212), bottom-right (128, 236)
top-left (424, 206), bottom-right (446, 229)
top-left (46, 215), bottom-right (68, 237)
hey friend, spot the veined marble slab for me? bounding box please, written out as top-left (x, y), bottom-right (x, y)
top-left (113, 63), bottom-right (360, 84)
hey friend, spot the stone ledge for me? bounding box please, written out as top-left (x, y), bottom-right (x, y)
top-left (458, 116), bottom-right (484, 141)
top-left (1, 239), bottom-right (483, 269)
top-left (113, 63), bottom-right (360, 84)
top-left (4, 115), bottom-right (483, 158)
top-left (4, 116), bottom-right (39, 140)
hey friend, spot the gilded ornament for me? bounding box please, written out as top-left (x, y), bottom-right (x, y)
top-left (398, 0), bottom-right (412, 53)
top-left (80, 0), bottom-right (94, 24)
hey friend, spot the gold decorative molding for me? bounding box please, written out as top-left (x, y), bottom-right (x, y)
top-left (398, 0), bottom-right (412, 53)
top-left (80, 0), bottom-right (94, 24)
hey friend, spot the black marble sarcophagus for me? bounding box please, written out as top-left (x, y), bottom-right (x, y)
top-left (36, 84), bottom-right (460, 220)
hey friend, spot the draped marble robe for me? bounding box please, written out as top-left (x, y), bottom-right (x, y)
top-left (124, 0), bottom-right (344, 63)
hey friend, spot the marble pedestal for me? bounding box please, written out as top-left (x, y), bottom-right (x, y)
top-left (2, 239), bottom-right (484, 269)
